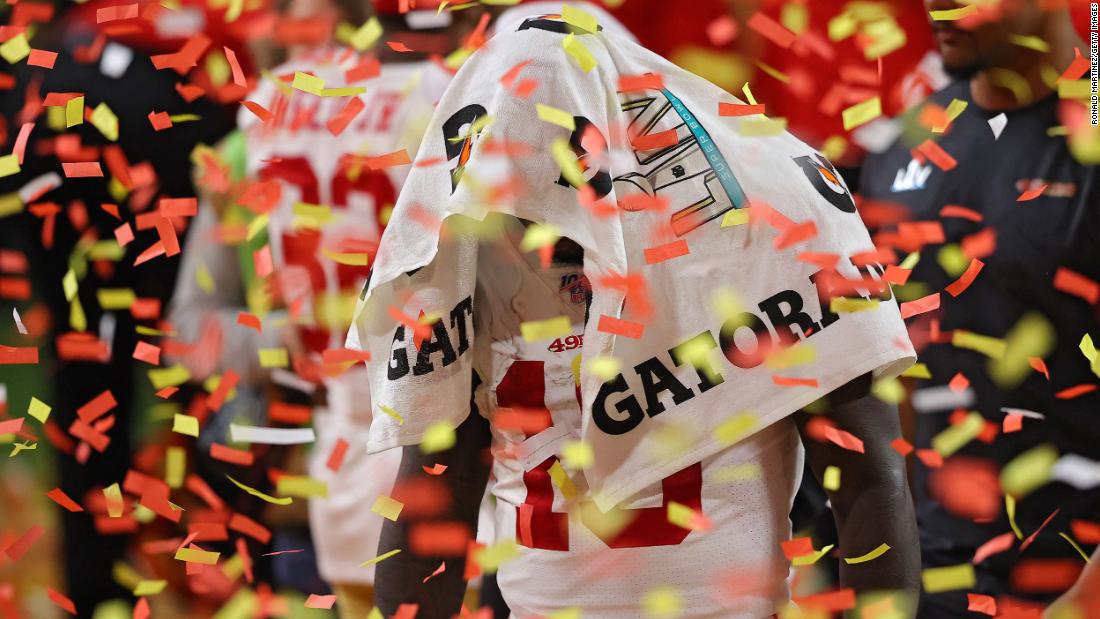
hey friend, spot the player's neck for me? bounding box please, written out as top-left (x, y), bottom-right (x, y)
top-left (969, 14), bottom-right (1082, 111)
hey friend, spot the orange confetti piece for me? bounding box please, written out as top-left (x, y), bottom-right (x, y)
top-left (597, 315), bottom-right (645, 339)
top-left (327, 97), bottom-right (365, 136)
top-left (1002, 413), bottom-right (1024, 433)
top-left (1053, 267), bottom-right (1099, 304)
top-left (900, 293), bottom-right (940, 319)
top-left (822, 425), bottom-right (864, 452)
top-left (773, 221), bottom-right (818, 250)
top-left (914, 139), bottom-right (957, 171)
top-left (967, 593), bottom-right (997, 616)
top-left (4, 524), bottom-right (44, 561)
top-left (718, 102), bottom-right (766, 116)
top-left (794, 588), bottom-right (856, 612)
top-left (948, 372), bottom-right (970, 393)
top-left (1055, 384), bottom-right (1098, 399)
top-left (945, 259), bottom-right (983, 297)
top-left (1028, 357), bottom-right (1050, 380)
top-left (1058, 48), bottom-right (1090, 83)
top-left (0, 344), bottom-right (38, 364)
top-left (210, 442), bottom-right (254, 466)
top-left (237, 312), bottom-right (262, 332)
top-left (631, 128), bottom-right (679, 151)
top-left (132, 341), bottom-right (160, 365)
top-left (618, 73), bottom-right (664, 92)
top-left (224, 46), bottom-right (246, 88)
top-left (916, 448), bottom-right (943, 468)
top-left (891, 437), bottom-right (914, 456)
top-left (643, 239), bottom-right (689, 264)
top-left (1016, 184), bottom-right (1047, 201)
top-left (939, 205), bottom-right (983, 222)
top-left (45, 488), bottom-right (83, 512)
top-left (747, 12), bottom-right (796, 48)
top-left (27, 48), bottom-right (56, 68)
top-left (46, 588), bottom-right (76, 615)
top-left (304, 595), bottom-right (337, 610)
top-left (422, 463), bottom-right (448, 475)
top-left (242, 100), bottom-right (273, 124)
top-left (326, 438), bottom-right (349, 472)
top-left (77, 390), bottom-right (116, 422)
top-left (772, 375), bottom-right (820, 388)
top-left (61, 162), bottom-right (103, 177)
top-left (973, 532), bottom-right (1015, 564)
top-left (781, 537), bottom-right (814, 559)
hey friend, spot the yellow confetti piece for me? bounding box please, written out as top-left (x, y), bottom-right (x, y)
top-left (292, 71), bottom-right (325, 96)
top-left (830, 297), bottom-right (880, 313)
top-left (149, 365), bottom-right (190, 390)
top-left (1010, 34), bottom-right (1049, 53)
top-left (97, 288), bottom-right (136, 310)
top-left (371, 495), bottom-right (404, 521)
top-left (360, 548), bottom-right (402, 567)
top-left (586, 356), bottom-right (621, 381)
top-left (379, 404), bottom-right (404, 425)
top-left (930, 5), bottom-right (978, 21)
top-left (827, 12), bottom-right (857, 41)
top-left (990, 68), bottom-right (1031, 104)
top-left (765, 342), bottom-right (816, 369)
top-left (172, 413), bottom-right (199, 437)
top-left (518, 223), bottom-right (561, 252)
top-left (320, 86), bottom-right (367, 97)
top-left (1058, 532), bottom-right (1090, 562)
top-left (258, 348), bottom-right (289, 368)
top-left (781, 1), bottom-right (809, 34)
top-left (552, 137), bottom-right (585, 187)
top-left (65, 96), bottom-right (84, 128)
top-left (293, 202), bottom-right (332, 224)
top-left (721, 208), bottom-right (750, 227)
top-left (1080, 334), bottom-right (1100, 378)
top-left (642, 586), bottom-right (682, 618)
top-left (246, 212), bottom-right (268, 241)
top-left (562, 3), bottom-right (598, 33)
top-left (872, 376), bottom-right (906, 404)
top-left (932, 411), bottom-right (984, 457)
top-left (91, 103), bottom-right (119, 141)
top-left (536, 104), bottom-right (576, 131)
top-left (276, 475), bottom-right (329, 498)
top-left (666, 501), bottom-right (703, 531)
top-left (168, 114), bottom-right (201, 123)
top-left (1059, 79), bottom-right (1091, 100)
top-left (863, 21), bottom-right (907, 60)
top-left (165, 446), bottom-right (185, 488)
top-left (420, 421), bottom-right (456, 454)
top-left (1001, 443), bottom-right (1058, 498)
top-left (0, 192), bottom-right (22, 215)
top-left (792, 543), bottom-right (835, 567)
top-left (741, 83), bottom-right (758, 106)
top-left (1, 34), bottom-right (30, 63)
top-left (350, 17), bottom-right (383, 51)
top-left (195, 261), bottom-right (215, 294)
top-left (823, 465), bottom-right (841, 491)
top-left (755, 60), bottom-right (790, 84)
top-left (322, 247), bottom-right (370, 266)
top-left (132, 580), bottom-right (168, 596)
top-left (520, 316), bottom-right (573, 342)
top-left (991, 312), bottom-right (1055, 388)
top-left (712, 462), bottom-right (763, 483)
top-left (70, 297), bottom-right (86, 332)
top-left (1006, 494), bottom-right (1024, 540)
top-left (901, 363), bottom-right (931, 379)
top-left (952, 330), bottom-right (1007, 360)
top-left (937, 243), bottom-right (970, 277)
top-left (175, 547), bottom-right (220, 565)
top-left (561, 440), bottom-right (594, 470)
top-left (714, 412), bottom-right (757, 445)
top-left (227, 474), bottom-right (293, 505)
top-left (844, 542), bottom-right (890, 564)
top-left (27, 397), bottom-right (51, 423)
top-left (738, 117), bottom-right (787, 136)
top-left (842, 96), bottom-right (881, 131)
top-left (933, 98), bottom-right (968, 133)
top-left (104, 483), bottom-right (124, 518)
top-left (922, 564), bottom-right (976, 593)
top-left (547, 460), bottom-right (577, 500)
top-left (62, 269), bottom-right (78, 302)
top-left (562, 33), bottom-right (597, 72)
top-left (547, 608), bottom-right (582, 619)
top-left (473, 538), bottom-right (521, 573)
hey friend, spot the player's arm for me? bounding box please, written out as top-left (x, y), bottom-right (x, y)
top-left (1044, 546), bottom-right (1100, 618)
top-left (374, 384), bottom-right (493, 616)
top-left (795, 372), bottom-right (921, 609)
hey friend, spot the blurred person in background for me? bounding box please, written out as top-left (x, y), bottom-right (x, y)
top-left (167, 0), bottom-right (464, 614)
top-left (0, 0), bottom-right (254, 613)
top-left (860, 0), bottom-right (1100, 615)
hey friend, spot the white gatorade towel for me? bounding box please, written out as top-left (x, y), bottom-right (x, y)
top-left (348, 8), bottom-right (915, 511)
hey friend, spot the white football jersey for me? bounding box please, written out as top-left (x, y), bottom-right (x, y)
top-left (473, 217), bottom-right (800, 618)
top-left (238, 48), bottom-right (451, 585)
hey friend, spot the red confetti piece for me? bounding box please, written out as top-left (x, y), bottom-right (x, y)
top-left (948, 372), bottom-right (970, 393)
top-left (794, 588), bottom-right (856, 612)
top-left (890, 437), bottom-right (914, 456)
top-left (155, 387), bottom-right (178, 399)
top-left (224, 46), bottom-right (246, 87)
top-left (900, 293), bottom-right (940, 319)
top-left (326, 438), bottom-right (349, 473)
top-left (150, 33), bottom-right (211, 74)
top-left (781, 536), bottom-right (814, 559)
top-left (13, 122), bottom-right (33, 164)
top-left (1003, 413), bottom-right (1024, 433)
top-left (643, 239), bottom-right (689, 264)
top-left (211, 442), bottom-right (254, 466)
top-left (706, 15), bottom-right (739, 46)
top-left (883, 264), bottom-right (911, 285)
top-left (304, 594), bottom-right (337, 610)
top-left (1070, 519), bottom-right (1100, 544)
top-left (967, 593), bottom-right (997, 616)
top-left (386, 41), bottom-right (413, 53)
top-left (253, 245), bottom-right (273, 277)
top-left (773, 221), bottom-right (818, 250)
top-left (132, 341), bottom-right (160, 365)
top-left (1020, 508), bottom-right (1060, 551)
top-left (939, 205), bottom-right (983, 222)
top-left (1016, 184), bottom-right (1047, 202)
top-left (96, 3), bottom-right (138, 22)
top-left (771, 375), bottom-right (820, 389)
top-left (631, 128), bottom-right (679, 151)
top-left (597, 315), bottom-right (645, 339)
top-left (718, 102), bottom-right (765, 116)
top-left (242, 100), bottom-right (274, 124)
top-left (134, 598), bottom-right (150, 619)
top-left (46, 487), bottom-right (84, 512)
top-left (500, 60), bottom-right (532, 88)
top-left (0, 344), bottom-right (38, 364)
top-left (207, 369), bottom-right (239, 412)
top-left (422, 463), bottom-right (448, 475)
top-left (1028, 356), bottom-right (1050, 379)
top-left (229, 513), bottom-right (271, 543)
top-left (47, 588), bottom-right (76, 615)
top-left (822, 425), bottom-right (864, 452)
top-left (915, 449), bottom-right (943, 468)
top-left (175, 82), bottom-right (204, 102)
top-left (747, 12), bottom-right (796, 48)
top-left (618, 73), bottom-right (664, 92)
top-left (62, 162), bottom-right (104, 178)
top-left (944, 258), bottom-right (983, 297)
top-left (148, 110), bottom-right (172, 130)
top-left (423, 561), bottom-right (447, 584)
top-left (237, 311), bottom-right (262, 332)
top-left (346, 56), bottom-right (381, 83)
top-left (1055, 384), bottom-right (1098, 399)
top-left (1058, 48), bottom-right (1091, 83)
top-left (914, 139), bottom-right (957, 171)
top-left (77, 390), bottom-right (116, 422)
top-left (973, 532), bottom-right (1015, 564)
top-left (28, 48), bottom-right (57, 68)
top-left (4, 524), bottom-right (44, 561)
top-left (409, 522), bottom-right (470, 556)
top-left (1053, 267), bottom-right (1099, 304)
top-left (327, 97), bottom-right (365, 136)
top-left (268, 402), bottom-right (311, 425)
